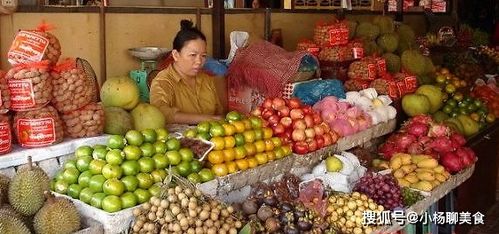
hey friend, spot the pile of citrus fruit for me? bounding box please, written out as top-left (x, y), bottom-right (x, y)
top-left (183, 111), bottom-right (292, 177)
top-left (51, 128), bottom-right (213, 213)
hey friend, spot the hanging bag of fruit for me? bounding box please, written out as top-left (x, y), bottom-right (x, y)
top-left (6, 60), bottom-right (53, 111)
top-left (51, 58), bottom-right (96, 113)
top-left (0, 114), bottom-right (12, 155)
top-left (7, 21), bottom-right (61, 66)
top-left (13, 105), bottom-right (64, 148)
top-left (0, 71), bottom-right (11, 114)
top-left (61, 102), bottom-right (105, 138)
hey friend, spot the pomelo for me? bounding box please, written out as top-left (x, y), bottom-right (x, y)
top-left (100, 76), bottom-right (140, 110)
top-left (104, 107), bottom-right (134, 135)
top-left (402, 94), bottom-right (431, 117)
top-left (131, 103), bottom-right (166, 131)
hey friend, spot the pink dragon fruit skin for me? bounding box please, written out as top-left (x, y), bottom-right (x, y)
top-left (428, 136), bottom-right (455, 153)
top-left (410, 115), bottom-right (433, 126)
top-left (428, 124), bottom-right (451, 138)
top-left (407, 142), bottom-right (424, 154)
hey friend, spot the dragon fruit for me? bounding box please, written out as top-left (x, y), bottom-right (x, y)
top-left (456, 147), bottom-right (476, 167)
top-left (406, 122), bottom-right (429, 137)
top-left (428, 136), bottom-right (454, 153)
top-left (390, 133), bottom-right (417, 150)
top-left (407, 142), bottom-right (424, 154)
top-left (410, 115), bottom-right (433, 126)
top-left (379, 142), bottom-right (403, 160)
top-left (440, 152), bottom-right (464, 174)
top-left (450, 133), bottom-right (467, 147)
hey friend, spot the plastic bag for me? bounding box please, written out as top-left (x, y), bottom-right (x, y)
top-left (293, 79), bottom-right (346, 106)
top-left (203, 57), bottom-right (228, 77)
top-left (298, 54), bottom-right (319, 72)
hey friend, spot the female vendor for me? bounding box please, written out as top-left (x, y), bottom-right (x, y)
top-left (150, 20), bottom-right (224, 124)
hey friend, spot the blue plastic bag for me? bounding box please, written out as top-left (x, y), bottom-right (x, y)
top-left (293, 79), bottom-right (346, 106)
top-left (203, 57), bottom-right (228, 77)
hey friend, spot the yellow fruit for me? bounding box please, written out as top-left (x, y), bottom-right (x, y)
top-left (225, 161), bottom-right (238, 174)
top-left (243, 143), bottom-right (257, 157)
top-left (242, 119), bottom-right (252, 130)
top-left (416, 171), bottom-right (435, 181)
top-left (389, 157), bottom-right (403, 170)
top-left (266, 151), bottom-right (276, 161)
top-left (222, 148), bottom-right (236, 162)
top-left (262, 128), bottom-right (273, 139)
top-left (246, 158), bottom-right (258, 168)
top-left (411, 154), bottom-right (432, 164)
top-left (404, 174), bottom-right (419, 184)
top-left (430, 180), bottom-right (440, 188)
top-left (435, 173), bottom-right (447, 183)
top-left (410, 181), bottom-right (433, 192)
top-left (253, 140), bottom-right (266, 153)
top-left (210, 137), bottom-right (225, 150)
top-left (222, 124), bottom-right (236, 136)
top-left (433, 165), bottom-right (445, 174)
top-left (207, 150), bottom-right (225, 164)
top-left (416, 158), bottom-right (439, 169)
top-left (211, 164), bottom-right (228, 177)
top-left (393, 169), bottom-right (405, 178)
top-left (400, 154), bottom-right (412, 165)
top-left (397, 178), bottom-right (410, 187)
top-left (263, 139), bottom-right (275, 152)
top-left (235, 159), bottom-right (249, 171)
top-left (232, 121), bottom-right (245, 133)
top-left (401, 165), bottom-right (416, 174)
top-left (415, 168), bottom-right (434, 173)
top-left (255, 153), bottom-right (268, 165)
top-left (223, 136), bottom-right (236, 149)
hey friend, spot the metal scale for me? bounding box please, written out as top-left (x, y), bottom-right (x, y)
top-left (128, 47), bottom-right (170, 102)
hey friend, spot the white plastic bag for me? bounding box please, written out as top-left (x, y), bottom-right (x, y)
top-left (223, 31), bottom-right (249, 65)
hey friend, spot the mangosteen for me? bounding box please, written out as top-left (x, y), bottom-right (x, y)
top-left (280, 202), bottom-right (293, 213)
top-left (263, 195), bottom-right (278, 207)
top-left (283, 224), bottom-right (300, 234)
top-left (242, 199), bottom-right (258, 215)
top-left (297, 219), bottom-right (313, 231)
top-left (279, 211), bottom-right (295, 224)
top-left (265, 217), bottom-right (280, 233)
top-left (257, 206), bottom-right (274, 222)
top-left (294, 209), bottom-right (305, 219)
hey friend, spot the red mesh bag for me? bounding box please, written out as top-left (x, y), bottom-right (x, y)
top-left (0, 71), bottom-right (11, 114)
top-left (13, 105), bottom-right (64, 148)
top-left (227, 40), bottom-right (308, 98)
top-left (0, 114), bottom-right (12, 155)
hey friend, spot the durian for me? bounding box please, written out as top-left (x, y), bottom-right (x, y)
top-left (355, 22), bottom-right (380, 41)
top-left (397, 23), bottom-right (416, 43)
top-left (377, 33), bottom-right (400, 53)
top-left (33, 191), bottom-right (81, 234)
top-left (0, 174), bottom-right (9, 204)
top-left (0, 212), bottom-right (31, 234)
top-left (8, 156), bottom-right (50, 216)
top-left (364, 40), bottom-right (383, 56)
top-left (373, 15), bottom-right (395, 34)
top-left (401, 50), bottom-right (427, 75)
top-left (382, 53), bottom-right (401, 73)
top-left (347, 20), bottom-right (358, 40)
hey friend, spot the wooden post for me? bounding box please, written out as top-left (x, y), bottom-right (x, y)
top-left (212, 0), bottom-right (225, 59)
top-left (99, 0), bottom-right (107, 83)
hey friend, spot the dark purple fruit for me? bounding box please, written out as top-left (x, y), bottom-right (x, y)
top-left (263, 196), bottom-right (277, 207)
top-left (280, 202), bottom-right (293, 213)
top-left (257, 206), bottom-right (274, 222)
top-left (279, 212), bottom-right (295, 224)
top-left (265, 217), bottom-right (280, 233)
top-left (297, 220), bottom-right (313, 231)
top-left (242, 200), bottom-right (258, 215)
top-left (294, 209), bottom-right (305, 219)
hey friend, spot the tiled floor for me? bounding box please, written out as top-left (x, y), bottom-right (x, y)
top-left (467, 193), bottom-right (499, 233)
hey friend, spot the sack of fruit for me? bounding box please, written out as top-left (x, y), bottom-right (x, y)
top-left (13, 105), bottom-right (64, 148)
top-left (61, 102), bottom-right (104, 138)
top-left (7, 21), bottom-right (61, 66)
top-left (6, 60), bottom-right (53, 111)
top-left (0, 114), bottom-right (12, 155)
top-left (296, 39), bottom-right (320, 57)
top-left (51, 58), bottom-right (96, 113)
top-left (0, 71), bottom-right (11, 114)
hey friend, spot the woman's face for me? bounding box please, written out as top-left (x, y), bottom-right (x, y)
top-left (172, 38), bottom-right (207, 77)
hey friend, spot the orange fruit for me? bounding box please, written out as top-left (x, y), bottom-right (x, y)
top-left (225, 161), bottom-right (238, 174)
top-left (235, 159), bottom-right (249, 171)
top-left (254, 140), bottom-right (266, 153)
top-left (222, 124), bottom-right (236, 136)
top-left (266, 151), bottom-right (276, 161)
top-left (264, 139), bottom-right (275, 152)
top-left (274, 147), bottom-right (285, 159)
top-left (242, 130), bottom-right (256, 143)
top-left (234, 146), bottom-right (247, 160)
top-left (210, 136), bottom-right (225, 150)
top-left (262, 127), bottom-right (273, 139)
top-left (242, 119), bottom-right (252, 130)
top-left (270, 137), bottom-right (282, 148)
top-left (211, 164), bottom-right (228, 177)
top-left (232, 121), bottom-right (245, 133)
top-left (470, 113), bottom-right (480, 122)
top-left (207, 150), bottom-right (224, 164)
top-left (244, 143), bottom-right (257, 157)
top-left (246, 158), bottom-right (258, 168)
top-left (222, 148), bottom-right (236, 162)
top-left (255, 153), bottom-right (268, 165)
top-left (224, 136), bottom-right (236, 149)
top-left (282, 145), bottom-right (292, 156)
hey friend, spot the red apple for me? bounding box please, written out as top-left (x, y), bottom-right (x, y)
top-left (304, 114), bottom-right (314, 128)
top-left (292, 119), bottom-right (307, 130)
top-left (302, 106), bottom-right (313, 114)
top-left (261, 108), bottom-right (275, 120)
top-left (277, 106), bottom-right (290, 117)
top-left (272, 123), bottom-right (285, 135)
top-left (268, 115), bottom-right (280, 126)
top-left (272, 97), bottom-right (286, 109)
top-left (292, 129), bottom-right (306, 142)
top-left (293, 141), bottom-right (309, 154)
top-left (279, 130), bottom-right (292, 142)
top-left (288, 98), bottom-right (302, 109)
top-left (304, 128), bottom-right (316, 139)
top-left (250, 106), bottom-right (263, 117)
top-left (315, 135), bottom-right (325, 149)
top-left (262, 98), bottom-right (273, 109)
top-left (290, 108), bottom-right (304, 120)
top-left (314, 125), bottom-right (325, 136)
top-left (306, 138), bottom-right (318, 152)
top-left (312, 113), bottom-right (322, 125)
top-left (280, 117), bottom-right (293, 128)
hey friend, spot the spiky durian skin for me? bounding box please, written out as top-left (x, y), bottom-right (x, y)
top-left (8, 166), bottom-right (49, 216)
top-left (0, 213), bottom-right (31, 234)
top-left (0, 174), bottom-right (9, 204)
top-left (33, 197), bottom-right (81, 234)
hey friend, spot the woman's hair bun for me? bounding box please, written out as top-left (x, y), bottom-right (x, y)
top-left (180, 20), bottom-right (194, 30)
